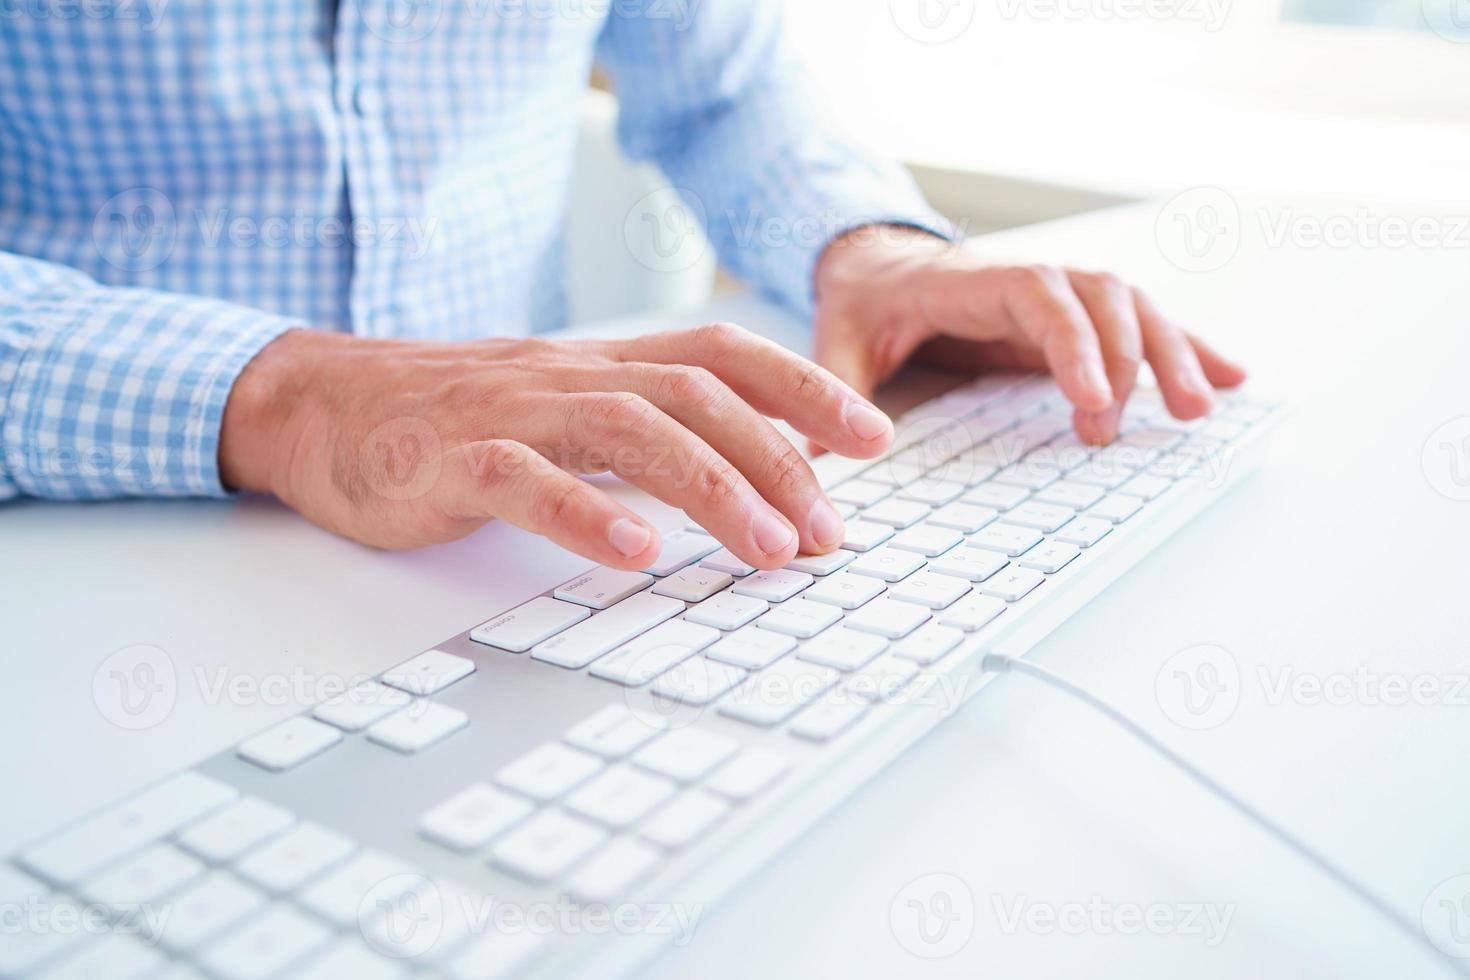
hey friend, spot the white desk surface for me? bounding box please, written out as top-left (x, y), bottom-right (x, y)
top-left (5, 197), bottom-right (1469, 978)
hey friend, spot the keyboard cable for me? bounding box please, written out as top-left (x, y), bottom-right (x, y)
top-left (980, 652), bottom-right (1470, 978)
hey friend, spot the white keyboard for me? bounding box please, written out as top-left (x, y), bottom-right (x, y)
top-left (3, 373), bottom-right (1278, 980)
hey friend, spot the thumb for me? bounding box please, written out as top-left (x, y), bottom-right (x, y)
top-left (809, 322), bottom-right (882, 457)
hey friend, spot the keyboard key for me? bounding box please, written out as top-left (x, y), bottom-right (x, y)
top-left (732, 568), bottom-right (813, 602)
top-left (298, 851), bottom-right (415, 928)
top-left (1032, 480), bottom-right (1105, 510)
top-left (797, 627), bottom-right (888, 671)
top-left (153, 872), bottom-right (267, 952)
top-left (968, 523), bottom-right (1043, 557)
top-left (785, 550), bottom-right (855, 576)
top-left (789, 695), bottom-right (869, 742)
top-left (198, 904), bottom-right (333, 980)
top-left (1019, 541), bottom-right (1081, 573)
top-left (489, 810), bottom-right (607, 883)
top-left (651, 656), bottom-right (747, 706)
top-left (563, 705), bottom-right (664, 759)
top-left (78, 843), bottom-right (205, 906)
top-left (706, 625), bottom-right (796, 670)
top-left (444, 930), bottom-right (548, 980)
top-left (470, 597), bottom-right (589, 653)
top-left (651, 565), bottom-right (732, 602)
top-left (312, 681), bottom-right (412, 732)
top-left (565, 838), bottom-right (663, 904)
top-left (846, 655), bottom-right (920, 703)
top-left (1069, 458), bottom-right (1133, 489)
top-left (296, 940), bottom-right (409, 980)
top-left (755, 598), bottom-right (843, 639)
top-left (638, 790), bottom-right (730, 850)
top-left (893, 623), bottom-right (965, 665)
top-left (1088, 493), bottom-right (1145, 523)
top-left (238, 716), bottom-right (341, 772)
top-left (20, 771), bottom-right (236, 884)
top-left (927, 545), bottom-right (1008, 582)
top-left (719, 657), bottom-right (839, 726)
top-left (964, 483), bottom-right (1030, 510)
top-left (235, 823), bottom-right (355, 895)
top-left (927, 501), bottom-right (998, 533)
top-left (802, 571), bottom-right (887, 609)
top-left (1055, 516), bottom-right (1113, 547)
top-left (419, 784), bottom-right (534, 852)
top-left (844, 597), bottom-right (931, 639)
top-left (633, 727), bottom-right (738, 782)
top-left (700, 548), bottom-right (757, 577)
top-left (839, 519), bottom-right (895, 553)
top-left (178, 797), bottom-right (294, 865)
top-left (890, 523), bottom-right (964, 557)
top-left (554, 567), bottom-right (654, 609)
top-left (531, 592), bottom-right (684, 669)
top-left (848, 546), bottom-right (926, 582)
top-left (860, 497), bottom-right (931, 528)
top-left (896, 479), bottom-right (965, 506)
top-left (684, 590), bottom-right (768, 630)
top-left (589, 620), bottom-right (720, 687)
top-left (1119, 473), bottom-right (1172, 500)
top-left (565, 766), bottom-right (677, 829)
top-left (1003, 502), bottom-right (1075, 533)
top-left (829, 479), bottom-right (891, 507)
top-left (978, 567), bottom-right (1046, 601)
top-left (0, 892), bottom-right (86, 974)
top-left (367, 701), bottom-right (467, 753)
top-left (939, 594), bottom-right (1008, 632)
top-left (706, 749), bottom-right (791, 801)
top-left (641, 531), bottom-right (720, 576)
top-left (32, 932), bottom-right (165, 980)
top-left (992, 463), bottom-right (1060, 490)
top-left (494, 742), bottom-right (603, 802)
top-left (887, 571), bottom-right (972, 610)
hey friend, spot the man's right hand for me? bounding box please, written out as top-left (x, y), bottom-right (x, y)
top-left (219, 324), bottom-right (895, 568)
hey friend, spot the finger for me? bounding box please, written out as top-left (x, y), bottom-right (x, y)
top-left (1186, 331), bottom-right (1249, 389)
top-left (1132, 288), bottom-right (1216, 421)
top-left (1000, 266), bottom-right (1113, 415)
top-left (620, 362), bottom-right (846, 554)
top-left (1068, 271), bottom-right (1144, 444)
top-left (614, 322), bottom-right (894, 460)
top-left (439, 439), bottom-right (663, 571)
top-left (559, 392), bottom-right (800, 569)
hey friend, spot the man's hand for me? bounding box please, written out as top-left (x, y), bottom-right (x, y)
top-left (812, 227), bottom-right (1247, 447)
top-left (220, 325), bottom-right (893, 566)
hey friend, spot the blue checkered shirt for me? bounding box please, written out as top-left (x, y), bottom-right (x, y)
top-left (0, 0), bottom-right (948, 501)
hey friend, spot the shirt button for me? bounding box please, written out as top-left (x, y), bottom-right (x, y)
top-left (351, 82), bottom-right (381, 117)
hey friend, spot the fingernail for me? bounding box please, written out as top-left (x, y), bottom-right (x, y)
top-left (845, 401), bottom-right (892, 442)
top-left (608, 518), bottom-right (651, 558)
top-left (752, 507), bottom-right (796, 557)
top-left (807, 498), bottom-right (845, 550)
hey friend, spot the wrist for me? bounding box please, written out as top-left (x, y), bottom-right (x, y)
top-left (815, 224), bottom-right (953, 305)
top-left (219, 328), bottom-right (318, 494)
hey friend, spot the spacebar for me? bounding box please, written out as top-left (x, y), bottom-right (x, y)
top-left (530, 592), bottom-right (683, 669)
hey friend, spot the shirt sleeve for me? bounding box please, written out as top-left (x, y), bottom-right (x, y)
top-left (595, 0), bottom-right (960, 322)
top-left (0, 251), bottom-right (302, 501)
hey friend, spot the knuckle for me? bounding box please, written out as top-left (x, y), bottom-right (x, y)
top-left (585, 391), bottom-right (654, 439)
top-left (691, 321), bottom-right (747, 354)
top-left (658, 364), bottom-right (722, 409)
top-left (761, 442), bottom-right (813, 499)
top-left (789, 359), bottom-right (831, 404)
top-left (694, 458), bottom-right (743, 513)
top-left (534, 478), bottom-right (586, 530)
